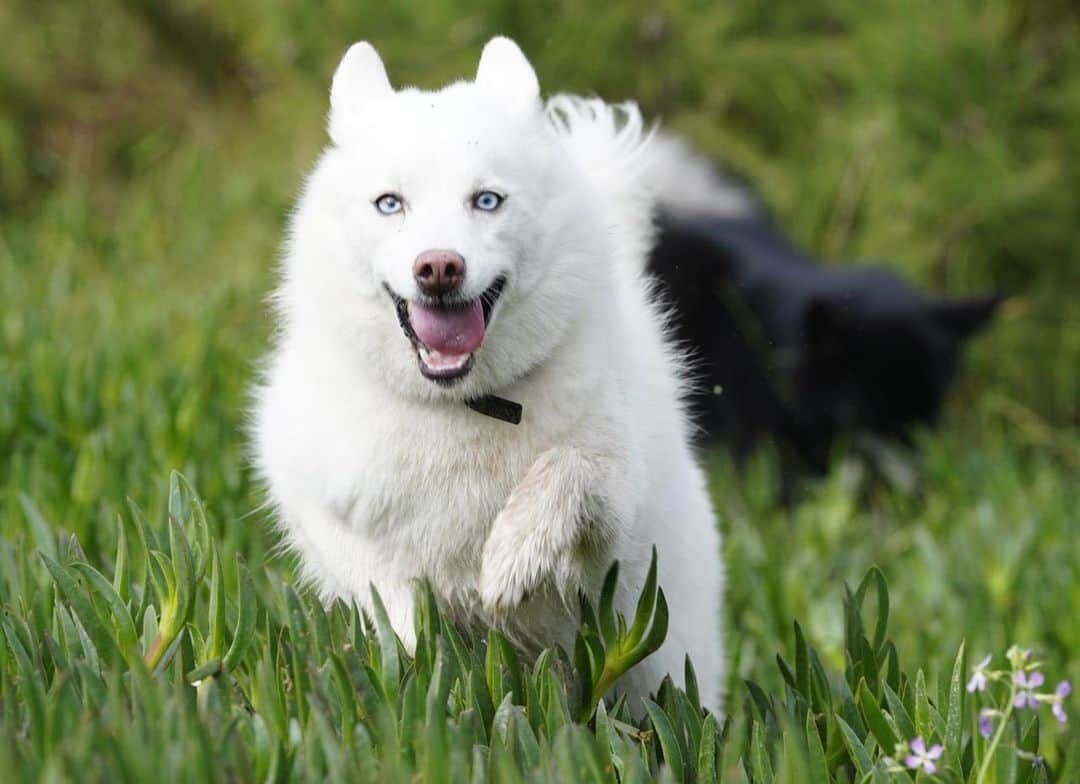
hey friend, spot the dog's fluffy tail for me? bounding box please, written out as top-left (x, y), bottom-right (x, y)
top-left (544, 98), bottom-right (762, 267)
top-left (545, 95), bottom-right (657, 271)
top-left (544, 96), bottom-right (701, 417)
top-left (642, 132), bottom-right (763, 220)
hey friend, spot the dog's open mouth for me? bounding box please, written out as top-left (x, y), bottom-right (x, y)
top-left (385, 277), bottom-right (506, 383)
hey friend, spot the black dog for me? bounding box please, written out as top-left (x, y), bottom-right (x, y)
top-left (648, 211), bottom-right (999, 479)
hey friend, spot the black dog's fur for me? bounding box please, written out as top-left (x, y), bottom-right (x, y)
top-left (649, 212), bottom-right (999, 477)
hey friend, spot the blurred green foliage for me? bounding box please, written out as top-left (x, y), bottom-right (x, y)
top-left (0, 0), bottom-right (1077, 780)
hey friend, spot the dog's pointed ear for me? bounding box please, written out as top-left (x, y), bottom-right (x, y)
top-left (329, 42), bottom-right (392, 143)
top-left (931, 293), bottom-right (1002, 339)
top-left (475, 37), bottom-right (539, 103)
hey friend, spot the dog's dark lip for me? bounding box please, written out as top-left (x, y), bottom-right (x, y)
top-left (478, 275), bottom-right (507, 325)
top-left (383, 276), bottom-right (507, 384)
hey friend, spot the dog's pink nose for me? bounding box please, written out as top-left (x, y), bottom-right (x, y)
top-left (413, 250), bottom-right (465, 297)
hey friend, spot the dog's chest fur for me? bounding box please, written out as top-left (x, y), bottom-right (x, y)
top-left (341, 406), bottom-right (537, 573)
top-left (260, 336), bottom-right (616, 598)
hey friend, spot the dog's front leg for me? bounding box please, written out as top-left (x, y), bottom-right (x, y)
top-left (288, 501), bottom-right (420, 652)
top-left (479, 446), bottom-right (619, 619)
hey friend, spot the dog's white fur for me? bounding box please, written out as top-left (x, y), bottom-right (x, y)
top-left (252, 37), bottom-right (724, 710)
top-left (645, 133), bottom-right (762, 220)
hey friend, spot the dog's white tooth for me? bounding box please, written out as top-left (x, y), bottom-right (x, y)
top-left (416, 344), bottom-right (471, 372)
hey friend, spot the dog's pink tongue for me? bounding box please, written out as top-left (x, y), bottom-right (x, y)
top-left (409, 300), bottom-right (485, 354)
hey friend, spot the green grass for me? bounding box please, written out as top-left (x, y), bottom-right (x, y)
top-left (1, 0), bottom-right (1077, 780)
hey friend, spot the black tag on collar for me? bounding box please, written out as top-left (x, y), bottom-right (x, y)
top-left (466, 395), bottom-right (523, 425)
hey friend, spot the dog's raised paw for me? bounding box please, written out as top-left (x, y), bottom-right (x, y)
top-left (478, 446), bottom-right (597, 621)
top-left (478, 520), bottom-right (539, 619)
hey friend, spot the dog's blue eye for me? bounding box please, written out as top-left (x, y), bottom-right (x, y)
top-left (375, 194), bottom-right (403, 215)
top-left (472, 191), bottom-right (503, 212)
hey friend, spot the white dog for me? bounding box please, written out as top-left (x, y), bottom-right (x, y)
top-left (252, 37), bottom-right (724, 710)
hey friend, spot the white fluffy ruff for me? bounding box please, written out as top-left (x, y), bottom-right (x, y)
top-left (251, 39), bottom-right (725, 712)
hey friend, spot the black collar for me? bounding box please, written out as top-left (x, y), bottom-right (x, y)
top-left (465, 395), bottom-right (522, 425)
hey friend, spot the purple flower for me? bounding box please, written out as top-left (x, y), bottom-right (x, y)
top-left (1014, 671), bottom-right (1045, 709)
top-left (967, 654), bottom-right (992, 693)
top-left (905, 737), bottom-right (944, 775)
top-left (978, 709), bottom-right (995, 739)
top-left (1052, 681), bottom-right (1071, 723)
